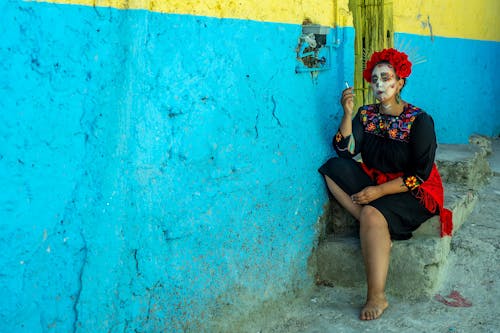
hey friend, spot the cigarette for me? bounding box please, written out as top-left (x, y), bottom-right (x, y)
top-left (345, 81), bottom-right (350, 89)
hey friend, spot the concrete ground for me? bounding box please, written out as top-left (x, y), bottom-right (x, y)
top-left (243, 138), bottom-right (500, 333)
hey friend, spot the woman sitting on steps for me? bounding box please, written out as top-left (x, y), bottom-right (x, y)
top-left (318, 48), bottom-right (452, 321)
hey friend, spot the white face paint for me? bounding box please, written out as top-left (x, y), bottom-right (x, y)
top-left (371, 63), bottom-right (398, 103)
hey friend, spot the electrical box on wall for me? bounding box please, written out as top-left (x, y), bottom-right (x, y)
top-left (295, 24), bottom-right (331, 73)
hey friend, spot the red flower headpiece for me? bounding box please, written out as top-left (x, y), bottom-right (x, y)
top-left (363, 48), bottom-right (412, 82)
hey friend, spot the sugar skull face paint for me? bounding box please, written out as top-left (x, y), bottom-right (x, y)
top-left (371, 63), bottom-right (398, 102)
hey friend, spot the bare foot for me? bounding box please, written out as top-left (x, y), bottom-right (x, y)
top-left (360, 296), bottom-right (389, 320)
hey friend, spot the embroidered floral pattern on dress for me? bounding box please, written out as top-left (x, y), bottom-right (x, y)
top-left (333, 130), bottom-right (356, 153)
top-left (403, 175), bottom-right (421, 190)
top-left (335, 131), bottom-right (343, 143)
top-left (334, 130), bottom-right (349, 152)
top-left (360, 104), bottom-right (422, 142)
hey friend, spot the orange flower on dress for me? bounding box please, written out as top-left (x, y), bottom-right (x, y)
top-left (335, 131), bottom-right (343, 142)
top-left (389, 128), bottom-right (398, 138)
top-left (367, 123), bottom-right (376, 131)
top-left (404, 175), bottom-right (419, 190)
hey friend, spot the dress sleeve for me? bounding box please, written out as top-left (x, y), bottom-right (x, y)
top-left (333, 109), bottom-right (364, 158)
top-left (402, 112), bottom-right (437, 190)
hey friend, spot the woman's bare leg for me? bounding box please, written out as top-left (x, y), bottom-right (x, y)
top-left (359, 205), bottom-right (391, 320)
top-left (323, 174), bottom-right (391, 319)
top-left (324, 175), bottom-right (362, 220)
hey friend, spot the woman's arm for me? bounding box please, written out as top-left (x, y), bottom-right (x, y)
top-left (403, 113), bottom-right (437, 185)
top-left (339, 89), bottom-right (354, 138)
top-left (334, 87), bottom-right (364, 157)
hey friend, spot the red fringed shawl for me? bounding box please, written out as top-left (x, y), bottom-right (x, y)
top-left (360, 163), bottom-right (453, 237)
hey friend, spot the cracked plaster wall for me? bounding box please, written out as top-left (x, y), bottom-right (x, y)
top-left (0, 1), bottom-right (354, 331)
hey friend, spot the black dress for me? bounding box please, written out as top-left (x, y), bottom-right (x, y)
top-left (319, 103), bottom-right (437, 240)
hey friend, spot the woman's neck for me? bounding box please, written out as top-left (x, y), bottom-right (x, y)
top-left (379, 100), bottom-right (405, 116)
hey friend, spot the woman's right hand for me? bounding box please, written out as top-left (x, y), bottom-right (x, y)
top-left (340, 87), bottom-right (355, 115)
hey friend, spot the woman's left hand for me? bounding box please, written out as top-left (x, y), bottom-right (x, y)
top-left (351, 186), bottom-right (383, 204)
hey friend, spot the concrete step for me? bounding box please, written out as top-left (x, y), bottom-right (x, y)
top-left (487, 136), bottom-right (500, 175)
top-left (314, 138), bottom-right (494, 299)
top-left (436, 140), bottom-right (491, 190)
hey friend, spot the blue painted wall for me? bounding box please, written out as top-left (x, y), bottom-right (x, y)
top-left (0, 1), bottom-right (355, 331)
top-left (395, 33), bottom-right (500, 144)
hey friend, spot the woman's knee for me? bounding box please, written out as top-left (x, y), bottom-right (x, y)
top-left (360, 206), bottom-right (387, 228)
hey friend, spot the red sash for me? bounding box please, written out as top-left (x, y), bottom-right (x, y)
top-left (360, 163), bottom-right (453, 237)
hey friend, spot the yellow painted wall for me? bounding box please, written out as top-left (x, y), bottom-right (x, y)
top-left (394, 0), bottom-right (500, 41)
top-left (31, 0), bottom-right (499, 41)
top-left (32, 0), bottom-right (353, 27)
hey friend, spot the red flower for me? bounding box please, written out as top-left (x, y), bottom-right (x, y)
top-left (397, 62), bottom-right (411, 78)
top-left (363, 48), bottom-right (412, 82)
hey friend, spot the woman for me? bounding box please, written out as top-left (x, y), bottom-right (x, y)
top-left (318, 48), bottom-right (452, 320)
